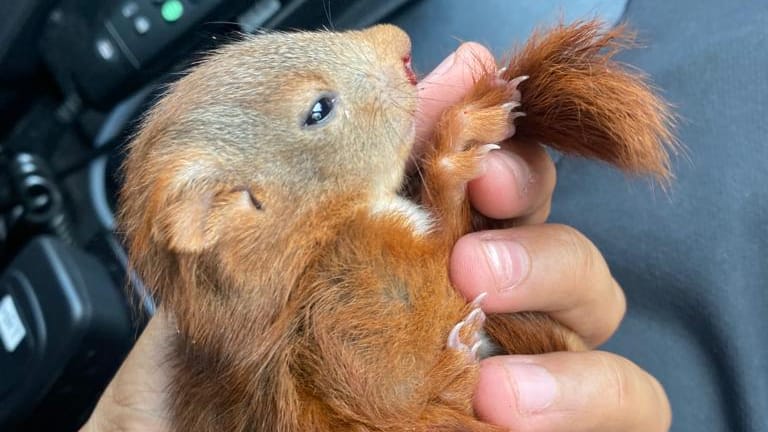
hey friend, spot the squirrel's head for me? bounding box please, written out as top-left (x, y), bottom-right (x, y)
top-left (121, 25), bottom-right (418, 255)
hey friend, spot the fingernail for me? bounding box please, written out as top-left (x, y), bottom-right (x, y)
top-left (486, 151), bottom-right (532, 198)
top-left (504, 362), bottom-right (558, 414)
top-left (428, 51), bottom-right (457, 78)
top-left (480, 238), bottom-right (530, 292)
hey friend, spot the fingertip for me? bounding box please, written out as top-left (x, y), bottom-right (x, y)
top-left (474, 359), bottom-right (521, 426)
top-left (475, 357), bottom-right (560, 429)
top-left (469, 150), bottom-right (531, 219)
top-left (453, 41), bottom-right (497, 76)
top-left (449, 234), bottom-right (491, 300)
top-left (419, 42), bottom-right (495, 86)
top-left (451, 230), bottom-right (533, 313)
top-left (470, 142), bottom-right (556, 222)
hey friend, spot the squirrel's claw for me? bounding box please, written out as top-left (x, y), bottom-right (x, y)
top-left (447, 296), bottom-right (487, 360)
top-left (478, 144), bottom-right (501, 156)
top-left (507, 74), bottom-right (528, 103)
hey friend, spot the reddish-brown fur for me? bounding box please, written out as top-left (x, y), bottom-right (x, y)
top-left (118, 21), bottom-right (673, 431)
top-left (502, 21), bottom-right (677, 181)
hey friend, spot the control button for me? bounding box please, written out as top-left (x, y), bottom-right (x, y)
top-left (121, 2), bottom-right (140, 18)
top-left (95, 38), bottom-right (117, 61)
top-left (0, 295), bottom-right (26, 352)
top-left (134, 16), bottom-right (151, 34)
top-left (161, 0), bottom-right (184, 22)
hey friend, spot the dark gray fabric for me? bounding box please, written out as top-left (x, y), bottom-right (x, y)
top-left (393, 0), bottom-right (626, 75)
top-left (549, 1), bottom-right (768, 431)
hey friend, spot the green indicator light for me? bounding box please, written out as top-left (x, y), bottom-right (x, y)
top-left (161, 0), bottom-right (184, 22)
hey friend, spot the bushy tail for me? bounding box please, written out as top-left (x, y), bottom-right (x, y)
top-left (501, 19), bottom-right (678, 181)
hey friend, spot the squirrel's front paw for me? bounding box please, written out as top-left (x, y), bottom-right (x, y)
top-left (440, 74), bottom-right (527, 151)
top-left (428, 75), bottom-right (528, 185)
top-left (420, 75), bottom-right (528, 242)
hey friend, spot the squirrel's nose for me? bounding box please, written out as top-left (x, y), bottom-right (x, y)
top-left (360, 24), bottom-right (412, 61)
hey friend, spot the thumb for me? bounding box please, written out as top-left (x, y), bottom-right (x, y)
top-left (475, 352), bottom-right (671, 432)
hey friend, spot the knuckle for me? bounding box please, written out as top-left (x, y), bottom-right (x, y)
top-left (544, 225), bottom-right (621, 347)
top-left (594, 352), bottom-right (672, 431)
top-left (588, 282), bottom-right (627, 348)
top-left (532, 200), bottom-right (552, 224)
top-left (535, 146), bottom-right (557, 195)
top-left (613, 281), bottom-right (628, 324)
top-left (595, 352), bottom-right (633, 412)
top-left (550, 224), bottom-right (596, 271)
top-left (551, 224), bottom-right (609, 285)
top-left (590, 279), bottom-right (627, 347)
top-left (648, 374), bottom-right (673, 431)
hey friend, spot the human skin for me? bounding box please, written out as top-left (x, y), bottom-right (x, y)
top-left (80, 42), bottom-right (671, 432)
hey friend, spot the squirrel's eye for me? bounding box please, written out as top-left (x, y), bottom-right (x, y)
top-left (304, 96), bottom-right (336, 127)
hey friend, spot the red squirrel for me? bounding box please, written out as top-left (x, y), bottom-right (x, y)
top-left (118, 20), bottom-right (675, 431)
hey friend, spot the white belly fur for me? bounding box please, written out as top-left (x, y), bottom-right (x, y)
top-left (370, 195), bottom-right (433, 236)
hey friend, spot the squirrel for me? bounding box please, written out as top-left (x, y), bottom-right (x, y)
top-left (118, 20), bottom-right (675, 432)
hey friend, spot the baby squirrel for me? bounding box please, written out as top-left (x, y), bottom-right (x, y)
top-left (119, 20), bottom-right (675, 432)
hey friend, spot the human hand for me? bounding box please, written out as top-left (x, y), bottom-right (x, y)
top-left (80, 311), bottom-right (173, 432)
top-left (427, 44), bottom-right (673, 431)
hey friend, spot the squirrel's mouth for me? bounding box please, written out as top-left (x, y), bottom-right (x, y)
top-left (402, 55), bottom-right (417, 86)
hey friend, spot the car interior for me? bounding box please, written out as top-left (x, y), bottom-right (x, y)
top-left (1, 0), bottom-right (765, 430)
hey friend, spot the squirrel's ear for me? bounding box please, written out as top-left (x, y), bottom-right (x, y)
top-left (145, 159), bottom-right (225, 254)
top-left (154, 184), bottom-right (220, 253)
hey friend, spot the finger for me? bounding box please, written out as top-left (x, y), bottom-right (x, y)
top-left (415, 42), bottom-right (496, 154)
top-left (468, 141), bottom-right (556, 223)
top-left (475, 352), bottom-right (671, 432)
top-left (84, 313), bottom-right (174, 431)
top-left (451, 224), bottom-right (626, 347)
